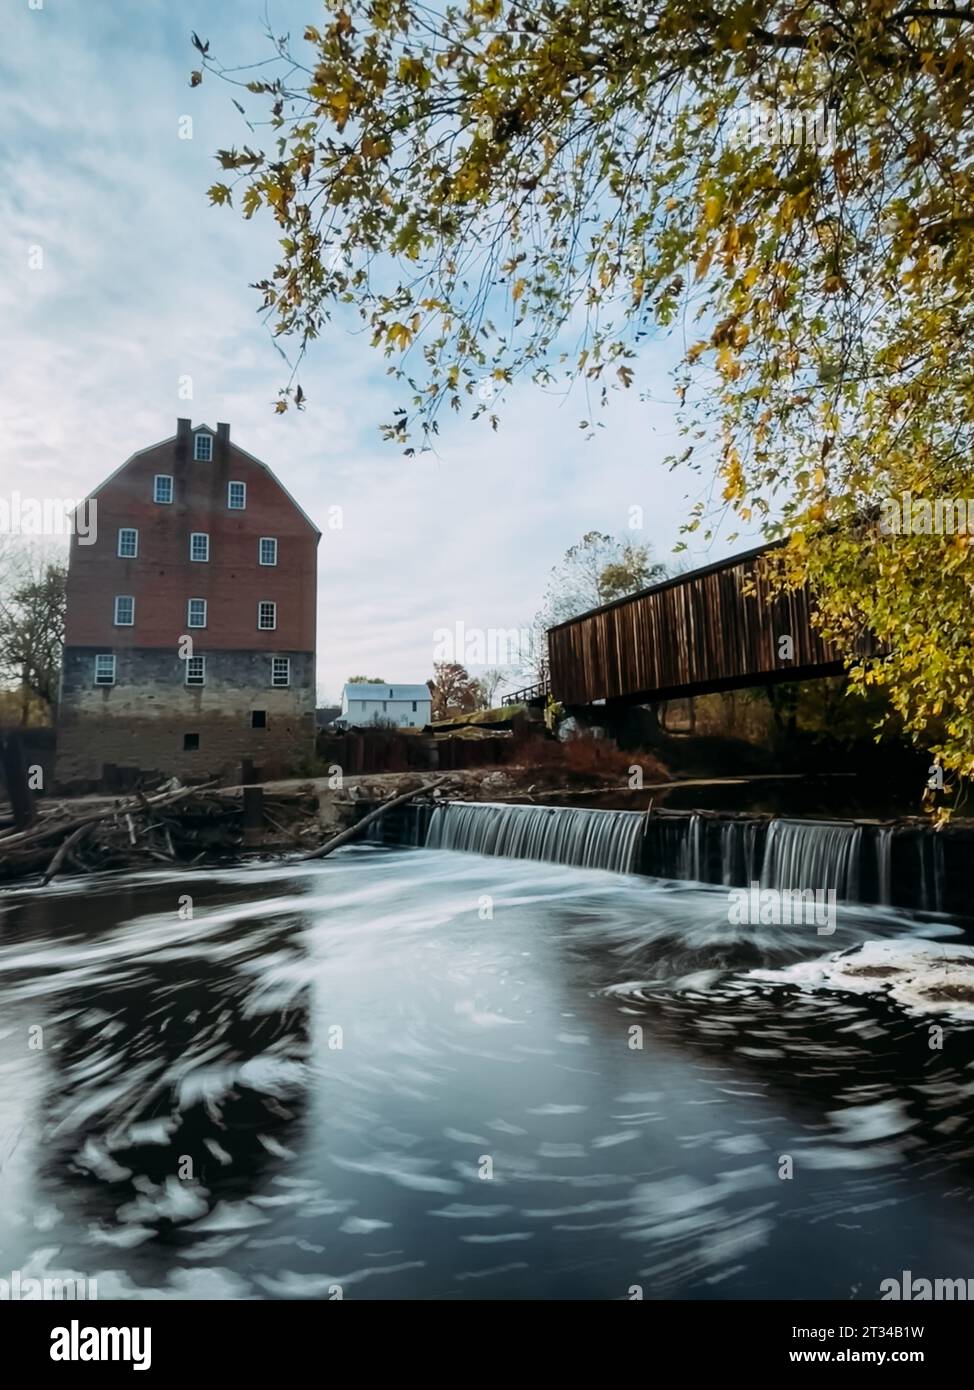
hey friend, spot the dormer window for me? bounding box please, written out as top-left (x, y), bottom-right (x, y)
top-left (194, 432), bottom-right (213, 462)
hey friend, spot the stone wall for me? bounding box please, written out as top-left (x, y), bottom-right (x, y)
top-left (56, 647), bottom-right (315, 786)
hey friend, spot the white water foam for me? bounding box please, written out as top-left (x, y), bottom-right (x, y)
top-left (749, 939), bottom-right (974, 1019)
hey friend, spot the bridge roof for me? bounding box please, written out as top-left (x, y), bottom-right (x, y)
top-left (546, 538), bottom-right (782, 632)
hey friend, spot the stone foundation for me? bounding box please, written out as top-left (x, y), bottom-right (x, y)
top-left (56, 647), bottom-right (315, 786)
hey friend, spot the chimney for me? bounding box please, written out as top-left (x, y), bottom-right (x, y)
top-left (216, 422), bottom-right (230, 466)
top-left (176, 417), bottom-right (191, 463)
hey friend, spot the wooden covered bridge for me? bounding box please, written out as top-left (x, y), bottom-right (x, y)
top-left (506, 541), bottom-right (858, 711)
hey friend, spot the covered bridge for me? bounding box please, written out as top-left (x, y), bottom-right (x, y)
top-left (545, 542), bottom-right (856, 709)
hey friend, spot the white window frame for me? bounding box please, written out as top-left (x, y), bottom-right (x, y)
top-left (153, 474), bottom-right (173, 504)
top-left (187, 598), bottom-right (207, 629)
top-left (185, 655), bottom-right (206, 686)
top-left (113, 595), bottom-right (134, 626)
top-left (228, 480), bottom-right (246, 510)
top-left (117, 527), bottom-right (138, 558)
top-left (190, 532), bottom-right (209, 562)
top-left (271, 657), bottom-right (290, 688)
top-left (257, 600), bottom-right (277, 631)
top-left (194, 432), bottom-right (213, 462)
top-left (259, 537), bottom-right (278, 566)
top-left (94, 654), bottom-right (116, 686)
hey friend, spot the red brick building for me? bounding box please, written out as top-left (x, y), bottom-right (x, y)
top-left (56, 419), bottom-right (319, 786)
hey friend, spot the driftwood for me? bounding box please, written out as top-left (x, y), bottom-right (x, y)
top-left (0, 780), bottom-right (221, 854)
top-left (42, 823), bottom-right (92, 885)
top-left (0, 773), bottom-right (452, 885)
top-left (0, 780), bottom-right (321, 885)
top-left (295, 777), bottom-right (449, 862)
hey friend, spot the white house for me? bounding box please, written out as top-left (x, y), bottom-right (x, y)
top-left (338, 682), bottom-right (432, 730)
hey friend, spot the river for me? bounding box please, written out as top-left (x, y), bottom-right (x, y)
top-left (0, 843), bottom-right (972, 1300)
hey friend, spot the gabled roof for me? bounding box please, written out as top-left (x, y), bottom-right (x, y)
top-left (342, 683), bottom-right (431, 701)
top-left (230, 436), bottom-right (321, 537)
top-left (82, 427), bottom-right (321, 536)
top-left (545, 539), bottom-right (782, 631)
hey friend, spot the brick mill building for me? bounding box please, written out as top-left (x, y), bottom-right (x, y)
top-left (56, 419), bottom-right (319, 786)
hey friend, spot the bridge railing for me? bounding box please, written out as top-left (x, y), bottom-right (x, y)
top-left (501, 678), bottom-right (550, 707)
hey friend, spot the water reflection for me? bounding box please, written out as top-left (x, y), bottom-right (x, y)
top-left (0, 846), bottom-right (971, 1299)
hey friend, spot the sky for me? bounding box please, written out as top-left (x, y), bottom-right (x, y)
top-left (0, 0), bottom-right (747, 702)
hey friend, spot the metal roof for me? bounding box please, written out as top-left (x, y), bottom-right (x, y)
top-left (342, 683), bottom-right (431, 701)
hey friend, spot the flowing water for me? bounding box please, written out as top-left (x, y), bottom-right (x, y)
top-left (411, 802), bottom-right (955, 911)
top-left (1, 841), bottom-right (973, 1301)
top-left (759, 820), bottom-right (863, 900)
top-left (425, 801), bottom-right (645, 874)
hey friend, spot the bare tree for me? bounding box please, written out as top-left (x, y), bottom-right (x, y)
top-left (540, 532), bottom-right (666, 627)
top-left (512, 533), bottom-right (668, 688)
top-left (476, 668), bottom-right (511, 709)
top-left (0, 546), bottom-right (67, 723)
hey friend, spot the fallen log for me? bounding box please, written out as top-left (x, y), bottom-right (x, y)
top-left (42, 824), bottom-right (92, 885)
top-left (295, 777), bottom-right (449, 862)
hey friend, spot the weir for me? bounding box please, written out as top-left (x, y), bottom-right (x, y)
top-left (760, 820), bottom-right (863, 902)
top-left (425, 801), bottom-right (645, 875)
top-left (369, 801), bottom-right (966, 914)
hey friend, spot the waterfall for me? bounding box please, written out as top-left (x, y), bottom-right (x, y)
top-left (760, 819), bottom-right (863, 901)
top-left (918, 832), bottom-right (945, 912)
top-left (679, 814), bottom-right (705, 882)
top-left (425, 801), bottom-right (645, 874)
top-left (422, 806), bottom-right (864, 898)
top-left (720, 818), bottom-right (763, 886)
top-left (372, 801), bottom-right (958, 915)
top-left (643, 814), bottom-right (697, 880)
top-left (876, 827), bottom-right (893, 906)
